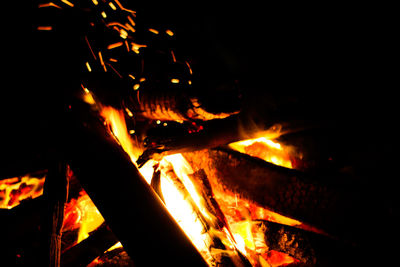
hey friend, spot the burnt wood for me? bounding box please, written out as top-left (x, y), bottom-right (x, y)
top-left (40, 161), bottom-right (69, 267)
top-left (262, 221), bottom-right (316, 265)
top-left (63, 100), bottom-right (207, 267)
top-left (183, 148), bottom-right (372, 244)
top-left (149, 164), bottom-right (165, 203)
top-left (137, 115), bottom-right (287, 167)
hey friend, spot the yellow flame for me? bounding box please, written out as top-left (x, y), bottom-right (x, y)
top-left (105, 242), bottom-right (123, 252)
top-left (76, 193), bottom-right (105, 243)
top-left (100, 106), bottom-right (141, 164)
top-left (229, 137), bottom-right (293, 168)
top-left (163, 154), bottom-right (214, 223)
top-left (231, 220), bottom-right (255, 255)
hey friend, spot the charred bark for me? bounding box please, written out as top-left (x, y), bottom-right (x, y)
top-left (183, 148), bottom-right (370, 244)
top-left (262, 221), bottom-right (316, 265)
top-left (40, 161), bottom-right (69, 267)
top-left (149, 164), bottom-right (165, 203)
top-left (63, 100), bottom-right (207, 267)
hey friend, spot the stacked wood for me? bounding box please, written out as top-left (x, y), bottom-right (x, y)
top-left (63, 100), bottom-right (207, 267)
top-left (183, 148), bottom-right (369, 243)
top-left (137, 116), bottom-right (285, 166)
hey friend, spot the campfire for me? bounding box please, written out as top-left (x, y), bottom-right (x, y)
top-left (1, 1), bottom-right (396, 266)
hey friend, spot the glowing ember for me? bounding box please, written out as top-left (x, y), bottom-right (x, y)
top-left (0, 174), bottom-right (46, 209)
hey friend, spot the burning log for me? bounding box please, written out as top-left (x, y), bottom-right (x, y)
top-left (61, 223), bottom-right (119, 267)
top-left (63, 100), bottom-right (207, 267)
top-left (137, 116), bottom-right (285, 166)
top-left (183, 147), bottom-right (368, 243)
top-left (158, 158), bottom-right (251, 267)
top-left (40, 161), bottom-right (69, 267)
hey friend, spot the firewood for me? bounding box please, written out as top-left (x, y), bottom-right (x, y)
top-left (183, 148), bottom-right (369, 243)
top-left (149, 164), bottom-right (165, 203)
top-left (61, 223), bottom-right (119, 267)
top-left (160, 162), bottom-right (250, 267)
top-left (137, 116), bottom-right (285, 167)
top-left (63, 100), bottom-right (207, 267)
top-left (39, 161), bottom-right (69, 267)
top-left (261, 221), bottom-right (316, 265)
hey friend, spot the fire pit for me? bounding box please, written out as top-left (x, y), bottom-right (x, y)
top-left (1, 1), bottom-right (396, 266)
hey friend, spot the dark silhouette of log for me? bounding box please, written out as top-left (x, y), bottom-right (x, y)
top-left (63, 100), bottom-right (207, 267)
top-left (40, 161), bottom-right (69, 267)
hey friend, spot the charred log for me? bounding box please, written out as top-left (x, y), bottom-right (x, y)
top-left (61, 223), bottom-right (119, 267)
top-left (40, 161), bottom-right (69, 267)
top-left (261, 221), bottom-right (316, 265)
top-left (63, 100), bottom-right (207, 267)
top-left (183, 148), bottom-right (371, 244)
top-left (137, 116), bottom-right (285, 167)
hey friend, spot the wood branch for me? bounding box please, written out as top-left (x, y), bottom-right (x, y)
top-left (63, 100), bottom-right (207, 267)
top-left (61, 223), bottom-right (119, 267)
top-left (183, 148), bottom-right (371, 243)
top-left (137, 115), bottom-right (285, 167)
top-left (39, 161), bottom-right (69, 267)
top-left (189, 169), bottom-right (231, 231)
top-left (188, 169), bottom-right (252, 267)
